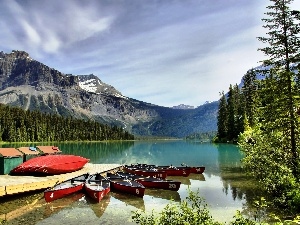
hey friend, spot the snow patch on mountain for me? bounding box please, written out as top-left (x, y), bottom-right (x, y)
top-left (78, 76), bottom-right (128, 99)
top-left (79, 78), bottom-right (99, 93)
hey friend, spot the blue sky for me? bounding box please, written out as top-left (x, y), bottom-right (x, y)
top-left (0, 0), bottom-right (299, 107)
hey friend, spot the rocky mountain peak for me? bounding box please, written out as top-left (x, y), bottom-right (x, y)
top-left (77, 74), bottom-right (126, 98)
top-left (11, 50), bottom-right (30, 58)
top-left (0, 50), bottom-right (78, 91)
top-left (0, 50), bottom-right (32, 61)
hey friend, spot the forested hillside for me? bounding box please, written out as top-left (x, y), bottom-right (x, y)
top-left (0, 104), bottom-right (134, 142)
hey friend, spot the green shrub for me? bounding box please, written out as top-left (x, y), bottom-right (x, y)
top-left (132, 189), bottom-right (221, 225)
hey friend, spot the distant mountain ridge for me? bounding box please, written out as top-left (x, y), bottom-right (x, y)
top-left (0, 50), bottom-right (218, 138)
top-left (171, 104), bottom-right (194, 109)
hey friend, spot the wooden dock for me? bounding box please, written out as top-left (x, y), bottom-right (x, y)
top-left (0, 163), bottom-right (122, 197)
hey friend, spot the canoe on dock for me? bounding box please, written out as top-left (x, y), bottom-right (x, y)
top-left (0, 163), bottom-right (122, 197)
top-left (10, 155), bottom-right (89, 175)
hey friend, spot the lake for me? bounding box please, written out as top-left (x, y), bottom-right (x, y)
top-left (0, 141), bottom-right (262, 224)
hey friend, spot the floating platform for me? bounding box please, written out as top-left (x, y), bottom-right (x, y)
top-left (0, 163), bottom-right (122, 197)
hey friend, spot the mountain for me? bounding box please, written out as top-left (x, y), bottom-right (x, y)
top-left (0, 50), bottom-right (218, 138)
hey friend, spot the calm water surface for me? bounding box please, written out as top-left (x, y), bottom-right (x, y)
top-left (0, 141), bottom-right (261, 224)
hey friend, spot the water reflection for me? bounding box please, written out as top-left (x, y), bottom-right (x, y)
top-left (43, 193), bottom-right (85, 217)
top-left (215, 143), bottom-right (243, 168)
top-left (54, 141), bottom-right (135, 164)
top-left (188, 173), bottom-right (206, 181)
top-left (110, 192), bottom-right (145, 211)
top-left (145, 189), bottom-right (181, 202)
top-left (88, 195), bottom-right (111, 218)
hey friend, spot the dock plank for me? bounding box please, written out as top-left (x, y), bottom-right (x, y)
top-left (0, 186), bottom-right (5, 196)
top-left (0, 163), bottom-right (122, 197)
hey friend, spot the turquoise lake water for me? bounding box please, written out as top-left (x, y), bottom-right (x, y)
top-left (1, 141), bottom-right (261, 224)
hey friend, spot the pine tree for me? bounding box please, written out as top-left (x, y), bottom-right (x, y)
top-left (257, 0), bottom-right (300, 176)
top-left (241, 69), bottom-right (258, 127)
top-left (233, 84), bottom-right (244, 138)
top-left (227, 84), bottom-right (241, 141)
top-left (217, 92), bottom-right (228, 141)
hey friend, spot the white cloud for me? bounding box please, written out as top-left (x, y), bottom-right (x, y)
top-left (20, 20), bottom-right (41, 46)
top-left (0, 0), bottom-right (114, 55)
top-left (1, 0), bottom-right (293, 107)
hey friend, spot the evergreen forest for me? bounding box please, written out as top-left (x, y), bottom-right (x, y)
top-left (215, 69), bottom-right (257, 143)
top-left (0, 104), bottom-right (134, 142)
top-left (216, 0), bottom-right (300, 216)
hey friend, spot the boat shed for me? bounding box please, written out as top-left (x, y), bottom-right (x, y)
top-left (0, 148), bottom-right (23, 175)
top-left (36, 146), bottom-right (62, 155)
top-left (17, 147), bottom-right (40, 162)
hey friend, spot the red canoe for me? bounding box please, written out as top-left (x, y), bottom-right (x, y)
top-left (44, 173), bottom-right (88, 202)
top-left (129, 164), bottom-right (190, 177)
top-left (107, 173), bottom-right (145, 197)
top-left (11, 155), bottom-right (89, 175)
top-left (177, 166), bottom-right (205, 174)
top-left (116, 172), bottom-right (181, 191)
top-left (123, 166), bottom-right (167, 179)
top-left (85, 174), bottom-right (110, 202)
top-left (156, 166), bottom-right (191, 177)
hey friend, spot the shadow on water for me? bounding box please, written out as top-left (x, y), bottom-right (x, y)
top-left (0, 191), bottom-right (88, 224)
top-left (0, 190), bottom-right (44, 215)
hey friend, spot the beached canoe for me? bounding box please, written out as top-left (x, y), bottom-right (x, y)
top-left (11, 155), bottom-right (89, 175)
top-left (44, 173), bottom-right (89, 202)
top-left (84, 174), bottom-right (110, 202)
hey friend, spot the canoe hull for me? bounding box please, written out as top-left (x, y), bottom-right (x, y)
top-left (128, 164), bottom-right (191, 177)
top-left (44, 173), bottom-right (88, 202)
top-left (123, 167), bottom-right (167, 179)
top-left (116, 171), bottom-right (181, 191)
top-left (110, 180), bottom-right (145, 197)
top-left (176, 166), bottom-right (205, 174)
top-left (11, 155), bottom-right (89, 175)
top-left (85, 184), bottom-right (110, 202)
top-left (107, 174), bottom-right (145, 197)
top-left (157, 167), bottom-right (191, 177)
top-left (190, 166), bottom-right (205, 174)
top-left (85, 174), bottom-right (111, 202)
top-left (136, 179), bottom-right (181, 191)
top-left (44, 183), bottom-right (84, 202)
